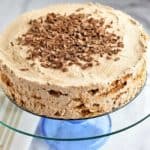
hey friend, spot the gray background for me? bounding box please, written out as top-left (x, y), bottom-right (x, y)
top-left (0, 0), bottom-right (150, 150)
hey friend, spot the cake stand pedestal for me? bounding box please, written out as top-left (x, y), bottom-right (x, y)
top-left (41, 115), bottom-right (111, 150)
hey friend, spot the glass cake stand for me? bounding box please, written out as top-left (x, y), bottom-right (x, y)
top-left (0, 1), bottom-right (149, 150)
top-left (0, 78), bottom-right (150, 150)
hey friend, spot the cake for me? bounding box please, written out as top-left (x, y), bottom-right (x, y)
top-left (0, 3), bottom-right (149, 119)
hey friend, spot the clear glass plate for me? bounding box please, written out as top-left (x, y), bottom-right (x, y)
top-left (0, 78), bottom-right (149, 141)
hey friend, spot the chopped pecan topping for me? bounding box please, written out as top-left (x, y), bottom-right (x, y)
top-left (17, 13), bottom-right (124, 72)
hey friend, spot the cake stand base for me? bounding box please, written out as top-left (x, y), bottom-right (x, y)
top-left (41, 115), bottom-right (111, 150)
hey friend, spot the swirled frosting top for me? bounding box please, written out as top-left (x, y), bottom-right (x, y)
top-left (0, 3), bottom-right (148, 86)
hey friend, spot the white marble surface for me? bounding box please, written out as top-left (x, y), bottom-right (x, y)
top-left (0, 0), bottom-right (150, 150)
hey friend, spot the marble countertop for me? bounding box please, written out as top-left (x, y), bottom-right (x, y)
top-left (0, 0), bottom-right (150, 150)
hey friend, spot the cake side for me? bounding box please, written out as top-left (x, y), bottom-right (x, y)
top-left (0, 56), bottom-right (147, 119)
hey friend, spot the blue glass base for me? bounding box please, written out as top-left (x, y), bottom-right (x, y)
top-left (41, 115), bottom-right (111, 150)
